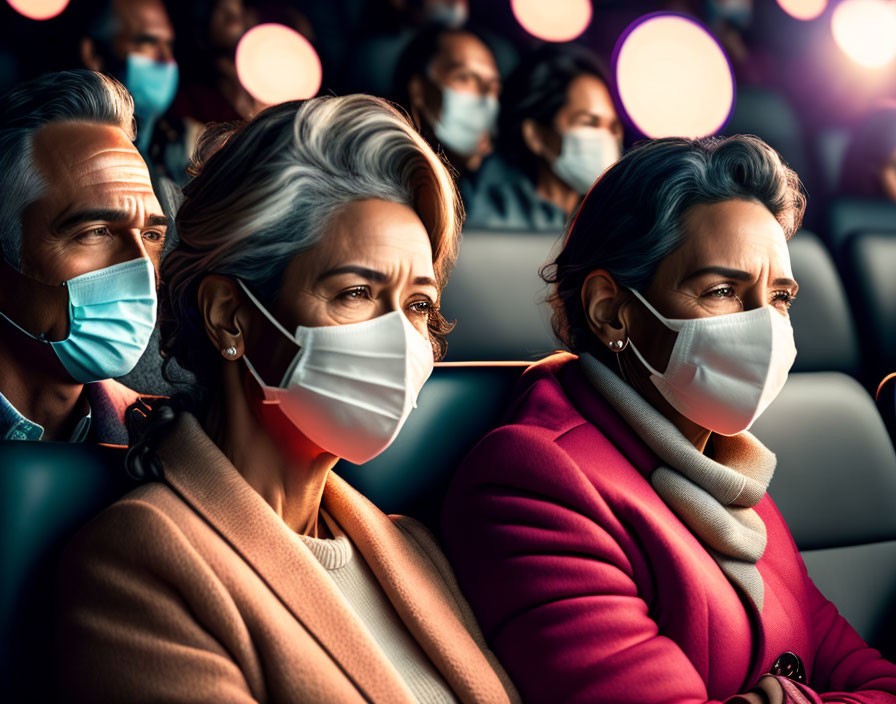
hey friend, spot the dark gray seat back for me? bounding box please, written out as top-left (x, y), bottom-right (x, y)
top-left (752, 372), bottom-right (896, 658)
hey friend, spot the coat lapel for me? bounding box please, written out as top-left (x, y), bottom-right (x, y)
top-left (153, 413), bottom-right (416, 703)
top-left (324, 473), bottom-right (513, 704)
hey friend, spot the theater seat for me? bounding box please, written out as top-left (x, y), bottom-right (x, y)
top-left (787, 230), bottom-right (861, 375)
top-left (338, 362), bottom-right (527, 535)
top-left (826, 198), bottom-right (896, 253)
top-left (439, 230), bottom-right (563, 361)
top-left (751, 372), bottom-right (896, 658)
top-left (843, 232), bottom-right (896, 381)
top-left (0, 441), bottom-right (136, 701)
top-left (814, 127), bottom-right (850, 197)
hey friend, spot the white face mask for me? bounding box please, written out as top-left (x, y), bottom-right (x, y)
top-left (625, 288), bottom-right (797, 436)
top-left (432, 87), bottom-right (499, 158)
top-left (551, 127), bottom-right (621, 195)
top-left (238, 281), bottom-right (435, 465)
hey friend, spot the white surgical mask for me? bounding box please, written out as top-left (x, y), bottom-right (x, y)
top-left (625, 288), bottom-right (796, 436)
top-left (238, 280), bottom-right (434, 465)
top-left (552, 127), bottom-right (621, 195)
top-left (432, 87), bottom-right (498, 157)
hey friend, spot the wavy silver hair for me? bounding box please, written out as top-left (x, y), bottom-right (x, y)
top-left (162, 94), bottom-right (462, 388)
top-left (0, 69), bottom-right (135, 269)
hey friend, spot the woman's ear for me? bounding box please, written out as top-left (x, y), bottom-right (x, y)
top-left (197, 275), bottom-right (249, 361)
top-left (581, 269), bottom-right (629, 350)
top-left (522, 118), bottom-right (546, 158)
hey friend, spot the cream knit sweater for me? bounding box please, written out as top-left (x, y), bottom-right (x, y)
top-left (297, 512), bottom-right (459, 703)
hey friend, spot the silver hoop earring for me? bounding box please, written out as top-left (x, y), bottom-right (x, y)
top-left (222, 346), bottom-right (238, 358)
top-left (608, 339), bottom-right (628, 352)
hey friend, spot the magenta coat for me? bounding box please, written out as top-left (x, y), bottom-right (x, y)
top-left (442, 354), bottom-right (896, 703)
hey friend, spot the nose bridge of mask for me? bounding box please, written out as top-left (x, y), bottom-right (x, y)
top-left (237, 278), bottom-right (430, 391)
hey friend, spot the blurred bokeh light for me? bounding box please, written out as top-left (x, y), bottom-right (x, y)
top-left (511, 0), bottom-right (592, 42)
top-left (615, 14), bottom-right (734, 138)
top-left (235, 23), bottom-right (322, 105)
top-left (777, 0), bottom-right (828, 20)
top-left (7, 0), bottom-right (68, 20)
top-left (831, 0), bottom-right (896, 68)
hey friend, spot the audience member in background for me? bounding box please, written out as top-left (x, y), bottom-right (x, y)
top-left (0, 71), bottom-right (163, 444)
top-left (443, 134), bottom-right (896, 702)
top-left (171, 0), bottom-right (266, 125)
top-left (466, 44), bottom-right (623, 231)
top-left (840, 102), bottom-right (896, 201)
top-left (55, 94), bottom-right (519, 704)
top-left (394, 24), bottom-right (501, 199)
top-left (79, 0), bottom-right (197, 186)
top-left (345, 0), bottom-right (469, 97)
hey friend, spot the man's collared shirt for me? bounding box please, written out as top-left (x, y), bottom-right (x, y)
top-left (0, 390), bottom-right (92, 442)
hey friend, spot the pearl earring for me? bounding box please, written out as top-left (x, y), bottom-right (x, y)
top-left (222, 346), bottom-right (238, 358)
top-left (608, 339), bottom-right (627, 352)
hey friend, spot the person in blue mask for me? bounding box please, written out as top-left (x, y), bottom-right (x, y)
top-left (79, 0), bottom-right (195, 186)
top-left (394, 24), bottom-right (502, 201)
top-left (0, 70), bottom-right (164, 444)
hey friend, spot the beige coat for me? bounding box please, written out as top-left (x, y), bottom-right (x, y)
top-left (55, 413), bottom-right (519, 703)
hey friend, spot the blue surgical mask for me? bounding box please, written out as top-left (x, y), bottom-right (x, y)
top-left (432, 87), bottom-right (498, 158)
top-left (125, 53), bottom-right (179, 125)
top-left (0, 258), bottom-right (158, 383)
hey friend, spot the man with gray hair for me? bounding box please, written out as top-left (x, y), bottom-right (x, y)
top-left (0, 69), bottom-right (165, 444)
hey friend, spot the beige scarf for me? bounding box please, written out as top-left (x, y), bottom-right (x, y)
top-left (579, 354), bottom-right (776, 611)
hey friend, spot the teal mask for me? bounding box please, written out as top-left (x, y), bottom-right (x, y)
top-left (125, 53), bottom-right (179, 124)
top-left (0, 258), bottom-right (158, 383)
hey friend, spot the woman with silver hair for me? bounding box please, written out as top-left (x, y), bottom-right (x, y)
top-left (443, 135), bottom-right (896, 703)
top-left (55, 94), bottom-right (519, 704)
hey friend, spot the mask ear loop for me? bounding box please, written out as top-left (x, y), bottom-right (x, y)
top-left (236, 279), bottom-right (304, 388)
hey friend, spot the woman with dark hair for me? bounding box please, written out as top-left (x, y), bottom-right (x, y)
top-left (466, 44), bottom-right (623, 231)
top-left (55, 94), bottom-right (519, 704)
top-left (840, 102), bottom-right (896, 200)
top-left (443, 134), bottom-right (896, 702)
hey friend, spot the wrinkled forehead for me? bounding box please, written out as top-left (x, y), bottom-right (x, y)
top-left (31, 121), bottom-right (155, 199)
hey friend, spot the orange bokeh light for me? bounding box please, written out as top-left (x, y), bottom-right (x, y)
top-left (615, 14), bottom-right (734, 139)
top-left (7, 0), bottom-right (69, 20)
top-left (511, 0), bottom-right (592, 42)
top-left (831, 0), bottom-right (896, 69)
top-left (236, 23), bottom-right (322, 106)
top-left (777, 0), bottom-right (827, 21)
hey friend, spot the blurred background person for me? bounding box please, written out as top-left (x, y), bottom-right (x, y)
top-left (394, 23), bottom-right (502, 199)
top-left (0, 70), bottom-right (163, 444)
top-left (466, 44), bottom-right (623, 231)
top-left (170, 0), bottom-right (266, 125)
top-left (840, 102), bottom-right (896, 201)
top-left (79, 0), bottom-right (196, 186)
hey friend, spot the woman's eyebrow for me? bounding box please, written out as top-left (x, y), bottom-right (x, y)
top-left (316, 265), bottom-right (387, 283)
top-left (679, 266), bottom-right (754, 284)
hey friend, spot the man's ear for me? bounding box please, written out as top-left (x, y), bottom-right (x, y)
top-left (197, 275), bottom-right (249, 361)
top-left (581, 269), bottom-right (629, 350)
top-left (882, 164), bottom-right (896, 202)
top-left (80, 37), bottom-right (104, 72)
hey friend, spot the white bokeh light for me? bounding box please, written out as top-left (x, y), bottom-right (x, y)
top-left (510, 0), bottom-right (592, 42)
top-left (7, 0), bottom-right (69, 20)
top-left (615, 14), bottom-right (735, 138)
top-left (236, 23), bottom-right (322, 106)
top-left (831, 0), bottom-right (896, 69)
